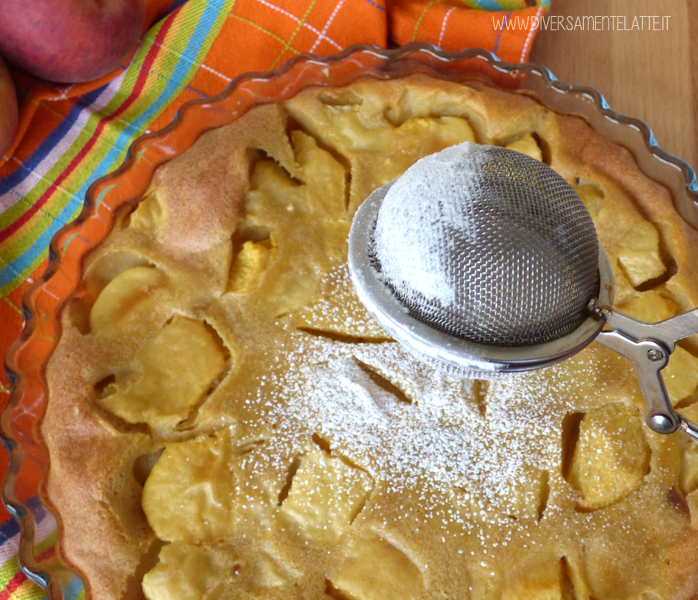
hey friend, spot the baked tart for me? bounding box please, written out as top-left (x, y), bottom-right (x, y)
top-left (8, 46), bottom-right (698, 600)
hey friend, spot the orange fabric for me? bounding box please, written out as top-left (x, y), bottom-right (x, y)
top-left (391, 1), bottom-right (546, 63)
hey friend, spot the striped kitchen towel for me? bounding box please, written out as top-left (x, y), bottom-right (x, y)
top-left (0, 0), bottom-right (548, 597)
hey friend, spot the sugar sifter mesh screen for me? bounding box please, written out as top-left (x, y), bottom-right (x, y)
top-left (372, 143), bottom-right (599, 347)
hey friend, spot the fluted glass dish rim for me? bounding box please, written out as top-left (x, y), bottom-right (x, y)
top-left (2, 42), bottom-right (697, 600)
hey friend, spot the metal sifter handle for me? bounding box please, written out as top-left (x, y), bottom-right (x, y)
top-left (594, 308), bottom-right (698, 439)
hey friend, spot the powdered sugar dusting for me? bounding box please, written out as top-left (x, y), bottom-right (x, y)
top-left (373, 142), bottom-right (487, 307)
top-left (256, 326), bottom-right (594, 527)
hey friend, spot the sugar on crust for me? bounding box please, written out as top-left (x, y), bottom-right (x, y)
top-left (43, 74), bottom-right (698, 600)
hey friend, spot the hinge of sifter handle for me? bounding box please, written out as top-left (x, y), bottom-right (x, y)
top-left (592, 305), bottom-right (698, 440)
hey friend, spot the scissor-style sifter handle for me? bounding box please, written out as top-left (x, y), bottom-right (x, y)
top-left (595, 309), bottom-right (698, 440)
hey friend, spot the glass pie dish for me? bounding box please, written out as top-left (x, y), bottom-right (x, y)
top-left (3, 42), bottom-right (698, 600)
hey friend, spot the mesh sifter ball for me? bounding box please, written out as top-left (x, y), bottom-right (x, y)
top-left (348, 142), bottom-right (610, 374)
top-left (371, 143), bottom-right (599, 347)
top-left (348, 141), bottom-right (698, 439)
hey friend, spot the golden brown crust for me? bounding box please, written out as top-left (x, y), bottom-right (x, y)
top-left (44, 74), bottom-right (698, 600)
top-left (44, 339), bottom-right (156, 599)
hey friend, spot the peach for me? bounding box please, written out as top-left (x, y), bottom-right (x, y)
top-left (0, 0), bottom-right (147, 83)
top-left (0, 56), bottom-right (19, 158)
